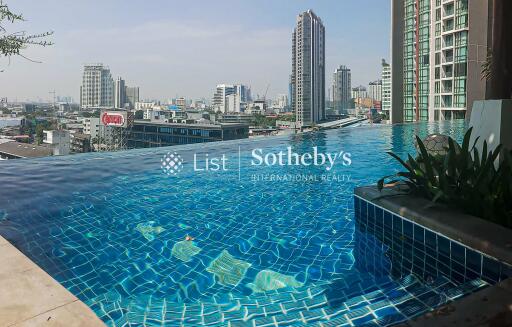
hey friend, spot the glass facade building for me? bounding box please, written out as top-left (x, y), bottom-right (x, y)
top-left (391, 0), bottom-right (486, 123)
top-left (127, 121), bottom-right (249, 148)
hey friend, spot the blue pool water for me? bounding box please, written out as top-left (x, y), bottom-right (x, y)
top-left (0, 121), bottom-right (489, 326)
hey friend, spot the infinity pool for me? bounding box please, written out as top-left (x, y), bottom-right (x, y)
top-left (0, 121), bottom-right (484, 326)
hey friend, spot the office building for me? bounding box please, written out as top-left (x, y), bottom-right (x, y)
top-left (235, 84), bottom-right (252, 102)
top-left (213, 84), bottom-right (235, 113)
top-left (127, 121), bottom-right (249, 148)
top-left (391, 0), bottom-right (490, 123)
top-left (291, 10), bottom-right (325, 128)
top-left (114, 77), bottom-right (126, 109)
top-left (125, 87), bottom-right (140, 110)
top-left (80, 64), bottom-right (114, 109)
top-left (382, 59), bottom-right (392, 117)
top-left (332, 65), bottom-right (352, 113)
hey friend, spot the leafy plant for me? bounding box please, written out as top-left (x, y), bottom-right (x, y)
top-left (378, 128), bottom-right (512, 228)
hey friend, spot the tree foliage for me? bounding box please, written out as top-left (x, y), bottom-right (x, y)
top-left (0, 1), bottom-right (53, 61)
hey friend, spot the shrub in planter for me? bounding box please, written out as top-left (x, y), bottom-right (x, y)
top-left (378, 127), bottom-right (512, 228)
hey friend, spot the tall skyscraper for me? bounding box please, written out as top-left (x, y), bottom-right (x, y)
top-left (391, 0), bottom-right (490, 123)
top-left (381, 59), bottom-right (392, 117)
top-left (291, 10), bottom-right (325, 128)
top-left (125, 86), bottom-right (140, 110)
top-left (114, 77), bottom-right (126, 109)
top-left (332, 65), bottom-right (352, 114)
top-left (80, 64), bottom-right (114, 109)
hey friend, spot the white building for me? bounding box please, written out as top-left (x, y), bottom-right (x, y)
top-left (226, 94), bottom-right (241, 113)
top-left (272, 94), bottom-right (289, 112)
top-left (212, 84), bottom-right (235, 113)
top-left (83, 117), bottom-right (101, 140)
top-left (291, 10), bottom-right (325, 127)
top-left (381, 59), bottom-right (391, 117)
top-left (368, 80), bottom-right (383, 102)
top-left (80, 64), bottom-right (114, 109)
top-left (351, 86), bottom-right (368, 100)
top-left (135, 102), bottom-right (158, 110)
top-left (43, 130), bottom-right (70, 156)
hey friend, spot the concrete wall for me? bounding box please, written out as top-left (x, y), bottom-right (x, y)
top-left (390, 0), bottom-right (405, 124)
top-left (466, 0), bottom-right (492, 120)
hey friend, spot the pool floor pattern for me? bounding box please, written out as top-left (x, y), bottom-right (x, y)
top-left (88, 271), bottom-right (487, 326)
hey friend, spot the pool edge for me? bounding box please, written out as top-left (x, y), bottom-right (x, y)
top-left (0, 235), bottom-right (105, 326)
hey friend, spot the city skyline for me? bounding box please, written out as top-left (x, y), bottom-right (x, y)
top-left (0, 0), bottom-right (390, 103)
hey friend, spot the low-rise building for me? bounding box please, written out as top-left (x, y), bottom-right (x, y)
top-left (70, 133), bottom-right (91, 153)
top-left (127, 120), bottom-right (249, 148)
top-left (43, 130), bottom-right (70, 156)
top-left (0, 141), bottom-right (52, 160)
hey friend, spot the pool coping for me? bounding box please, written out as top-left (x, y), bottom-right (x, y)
top-left (0, 235), bottom-right (105, 327)
top-left (355, 185), bottom-right (512, 326)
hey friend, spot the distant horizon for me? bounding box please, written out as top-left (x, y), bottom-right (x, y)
top-left (0, 0), bottom-right (390, 103)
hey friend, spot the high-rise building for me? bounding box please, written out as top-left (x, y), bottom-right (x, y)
top-left (368, 80), bottom-right (382, 102)
top-left (235, 85), bottom-right (251, 103)
top-left (332, 65), bottom-right (352, 114)
top-left (391, 0), bottom-right (491, 123)
top-left (125, 86), bottom-right (140, 110)
top-left (80, 64), bottom-right (114, 109)
top-left (114, 77), bottom-right (126, 109)
top-left (213, 84), bottom-right (235, 113)
top-left (291, 10), bottom-right (325, 128)
top-left (381, 59), bottom-right (392, 117)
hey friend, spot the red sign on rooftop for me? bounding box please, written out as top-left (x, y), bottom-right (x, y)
top-left (101, 111), bottom-right (126, 127)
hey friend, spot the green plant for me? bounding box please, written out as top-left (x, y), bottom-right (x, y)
top-left (378, 128), bottom-right (512, 228)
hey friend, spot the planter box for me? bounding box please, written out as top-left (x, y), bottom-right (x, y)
top-left (355, 185), bottom-right (512, 267)
top-left (354, 185), bottom-right (512, 326)
top-left (469, 100), bottom-right (512, 155)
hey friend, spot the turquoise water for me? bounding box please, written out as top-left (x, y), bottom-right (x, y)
top-left (0, 121), bottom-right (482, 326)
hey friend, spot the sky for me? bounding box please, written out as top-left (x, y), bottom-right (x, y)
top-left (0, 0), bottom-right (391, 103)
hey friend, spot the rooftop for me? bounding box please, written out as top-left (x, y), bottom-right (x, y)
top-left (0, 141), bottom-right (52, 159)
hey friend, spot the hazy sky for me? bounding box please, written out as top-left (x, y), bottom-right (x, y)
top-left (0, 0), bottom-right (390, 103)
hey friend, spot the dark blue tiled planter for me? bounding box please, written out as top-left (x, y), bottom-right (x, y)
top-left (354, 195), bottom-right (512, 285)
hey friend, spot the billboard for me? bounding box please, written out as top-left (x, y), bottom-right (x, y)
top-left (101, 110), bottom-right (134, 128)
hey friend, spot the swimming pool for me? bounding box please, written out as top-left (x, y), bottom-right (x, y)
top-left (0, 121), bottom-right (490, 326)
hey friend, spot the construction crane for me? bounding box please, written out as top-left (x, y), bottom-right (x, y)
top-left (263, 84), bottom-right (270, 102)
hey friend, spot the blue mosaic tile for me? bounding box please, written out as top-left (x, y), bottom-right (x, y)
top-left (353, 195), bottom-right (512, 326)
